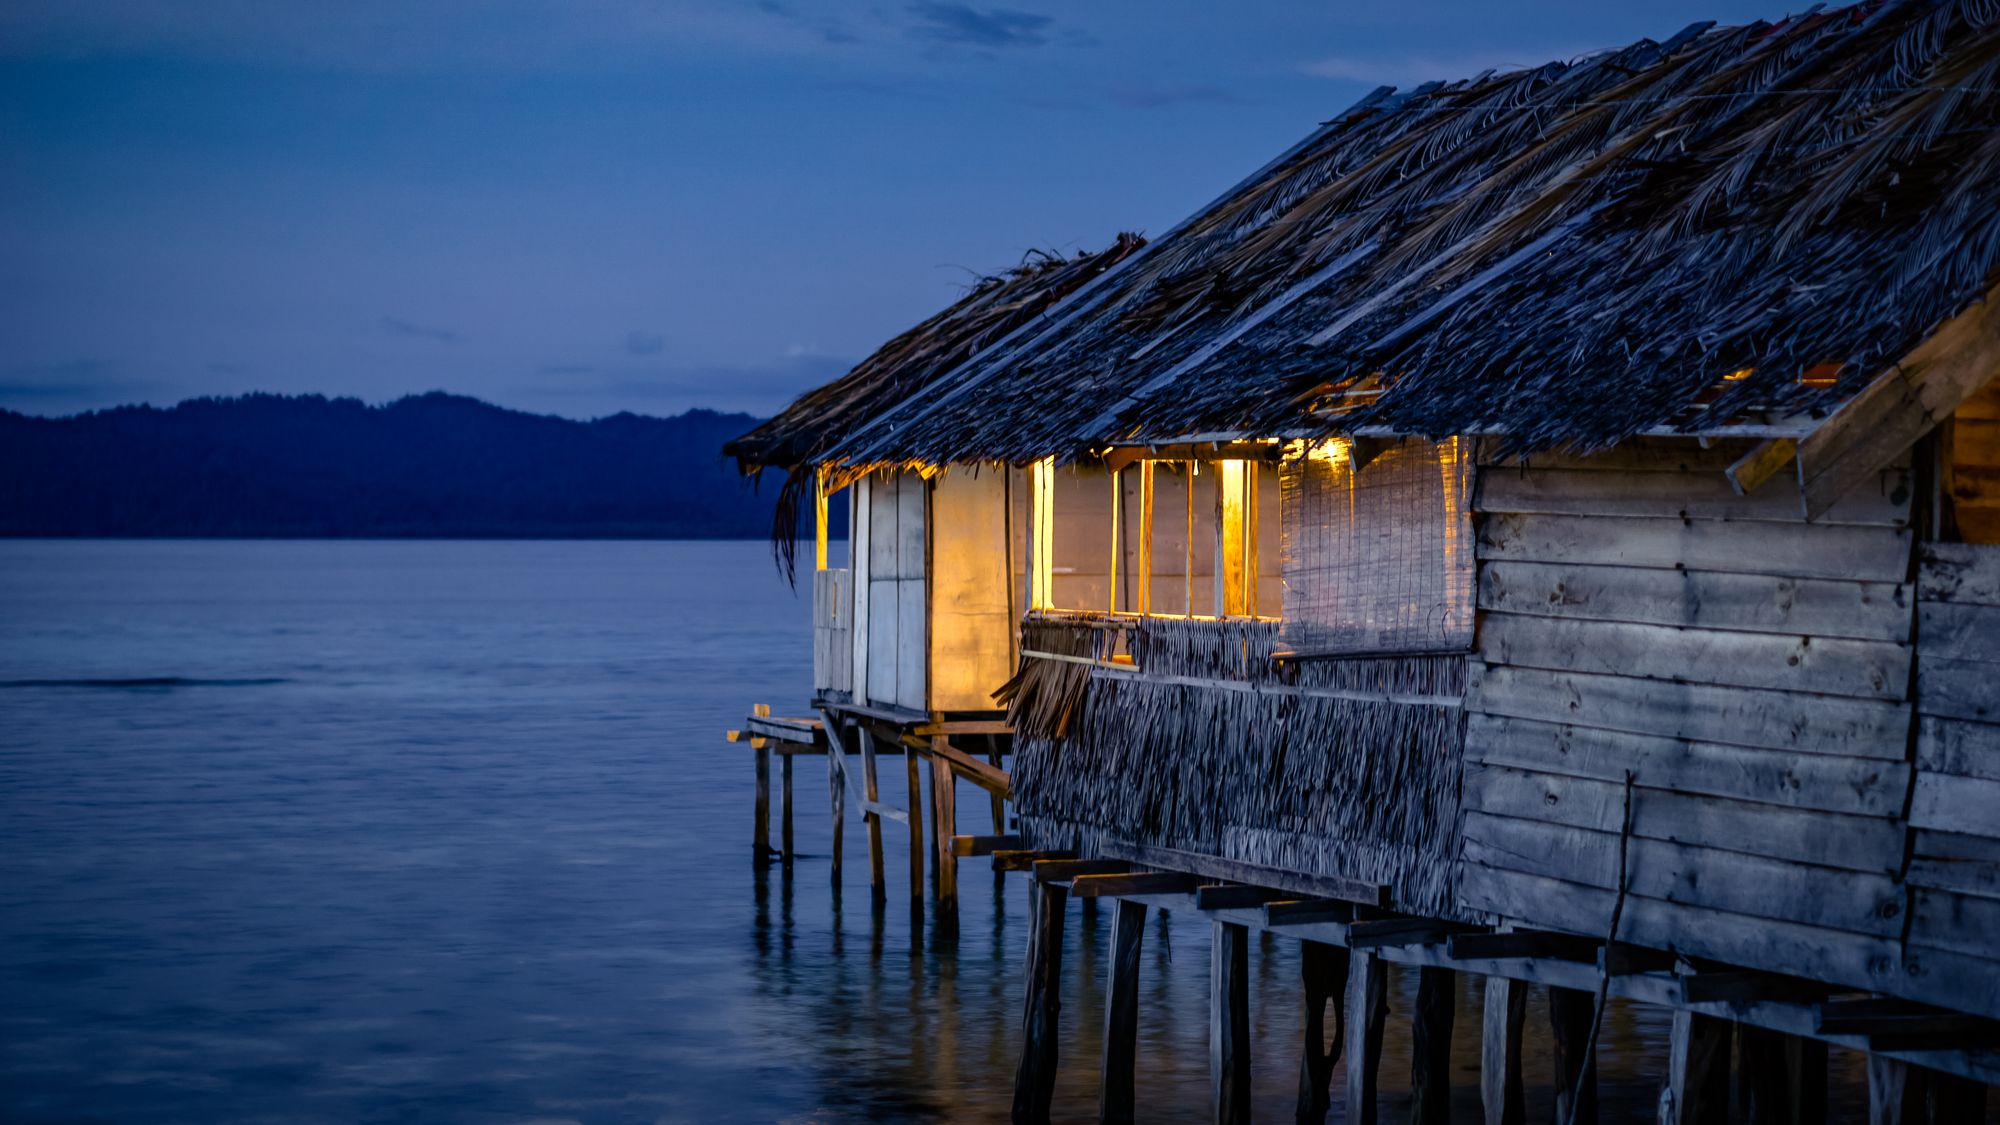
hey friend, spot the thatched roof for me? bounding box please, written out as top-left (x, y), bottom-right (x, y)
top-left (723, 234), bottom-right (1146, 473)
top-left (822, 0), bottom-right (2000, 466)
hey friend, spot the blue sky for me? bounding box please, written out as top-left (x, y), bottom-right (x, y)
top-left (1, 0), bottom-right (1778, 419)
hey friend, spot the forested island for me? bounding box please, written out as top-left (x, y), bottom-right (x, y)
top-left (0, 392), bottom-right (805, 539)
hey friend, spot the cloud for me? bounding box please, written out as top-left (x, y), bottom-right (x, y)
top-left (904, 2), bottom-right (1052, 50)
top-left (625, 331), bottom-right (665, 356)
top-left (757, 1), bottom-right (858, 46)
top-left (1302, 52), bottom-right (1544, 86)
top-left (383, 316), bottom-right (463, 343)
top-left (1102, 82), bottom-right (1247, 110)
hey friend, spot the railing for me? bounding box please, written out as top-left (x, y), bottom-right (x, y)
top-left (813, 567), bottom-right (852, 696)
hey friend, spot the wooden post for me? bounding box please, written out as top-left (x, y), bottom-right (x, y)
top-left (1014, 880), bottom-right (1067, 1125)
top-left (1343, 949), bottom-right (1388, 1125)
top-left (1658, 1009), bottom-right (1730, 1124)
top-left (859, 727), bottom-right (885, 902)
top-left (753, 743), bottom-right (771, 865)
top-left (1737, 1026), bottom-right (1826, 1125)
top-left (985, 733), bottom-right (1006, 834)
top-left (931, 737), bottom-right (957, 905)
top-left (1481, 975), bottom-right (1527, 1125)
top-left (905, 742), bottom-right (925, 902)
top-left (1136, 461), bottom-right (1153, 617)
top-left (1549, 986), bottom-right (1598, 1125)
top-left (1211, 920), bottom-right (1251, 1125)
top-left (1411, 966), bottom-right (1455, 1125)
top-left (1101, 899), bottom-right (1146, 1125)
top-left (780, 752), bottom-right (794, 871)
top-left (827, 737), bottom-right (844, 882)
top-left (1296, 940), bottom-right (1348, 1125)
top-left (1869, 1056), bottom-right (1989, 1125)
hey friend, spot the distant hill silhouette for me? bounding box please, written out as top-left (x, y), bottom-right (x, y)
top-left (0, 392), bottom-right (813, 539)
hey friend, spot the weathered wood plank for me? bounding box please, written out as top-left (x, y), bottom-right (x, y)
top-left (1477, 512), bottom-right (1913, 583)
top-left (1478, 464), bottom-right (1908, 527)
top-left (1466, 713), bottom-right (1911, 816)
top-left (1916, 715), bottom-right (2000, 782)
top-left (1797, 281), bottom-right (2000, 520)
top-left (1478, 559), bottom-right (1913, 643)
top-left (1211, 920), bottom-right (1251, 1125)
top-left (1460, 810), bottom-right (1906, 933)
top-left (1917, 601), bottom-right (2000, 664)
top-left (1906, 856), bottom-right (2000, 899)
top-left (1915, 828), bottom-right (2000, 864)
top-left (1100, 899), bottom-right (1144, 1125)
top-left (1468, 664), bottom-right (1911, 759)
top-left (1917, 656), bottom-right (2000, 722)
top-left (1911, 888), bottom-right (2000, 960)
top-left (1477, 437), bottom-right (1755, 475)
top-left (1910, 772), bottom-right (2000, 839)
top-left (1481, 974), bottom-right (1527, 1125)
top-left (1410, 966), bottom-right (1455, 1125)
top-left (1297, 941), bottom-right (1347, 1125)
top-left (753, 743), bottom-right (771, 864)
top-left (1070, 871), bottom-right (1199, 898)
top-left (951, 834), bottom-right (1023, 857)
top-left (1013, 880), bottom-right (1067, 1125)
top-left (1097, 840), bottom-right (1386, 906)
top-left (1659, 1009), bottom-right (1732, 1125)
top-left (1920, 542), bottom-right (2000, 605)
top-left (1344, 949), bottom-right (1389, 1125)
top-left (1725, 437), bottom-right (1798, 497)
top-left (1478, 612), bottom-right (1910, 701)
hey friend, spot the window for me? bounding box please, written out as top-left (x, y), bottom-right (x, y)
top-left (1279, 437), bottom-right (1473, 655)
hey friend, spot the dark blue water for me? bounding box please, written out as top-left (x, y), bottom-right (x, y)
top-left (0, 540), bottom-right (1905, 1122)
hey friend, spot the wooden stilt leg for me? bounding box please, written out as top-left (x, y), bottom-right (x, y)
top-left (1100, 899), bottom-right (1145, 1125)
top-left (1343, 949), bottom-right (1388, 1125)
top-left (1739, 1026), bottom-right (1825, 1125)
top-left (1211, 920), bottom-right (1251, 1125)
top-left (1928, 1072), bottom-right (1989, 1121)
top-left (1868, 1056), bottom-right (1922, 1125)
top-left (1013, 881), bottom-right (1067, 1125)
top-left (1481, 975), bottom-right (1526, 1125)
top-left (828, 740), bottom-right (844, 881)
top-left (1411, 966), bottom-right (1455, 1125)
top-left (905, 743), bottom-right (925, 902)
top-left (1549, 986), bottom-right (1598, 1125)
top-left (931, 738), bottom-right (957, 905)
top-left (753, 744), bottom-right (771, 865)
top-left (986, 732), bottom-right (1007, 833)
top-left (1296, 940), bottom-right (1348, 1125)
top-left (780, 752), bottom-right (794, 871)
top-left (1658, 1009), bottom-right (1730, 1124)
top-left (858, 727), bottom-right (885, 903)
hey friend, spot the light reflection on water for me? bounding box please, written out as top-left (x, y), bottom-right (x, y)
top-left (0, 540), bottom-right (1922, 1122)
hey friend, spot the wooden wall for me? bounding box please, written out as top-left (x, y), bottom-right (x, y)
top-left (1451, 440), bottom-right (2000, 1016)
top-left (1945, 375), bottom-right (2000, 543)
top-left (1908, 542), bottom-right (2000, 1013)
top-left (930, 467), bottom-right (1015, 713)
top-left (811, 566), bottom-right (852, 697)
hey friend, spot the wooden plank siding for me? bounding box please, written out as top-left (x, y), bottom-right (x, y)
top-left (1908, 542), bottom-right (2000, 991)
top-left (1452, 451), bottom-right (1998, 1014)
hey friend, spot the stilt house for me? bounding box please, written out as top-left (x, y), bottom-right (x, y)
top-left (731, 0), bottom-right (2000, 1110)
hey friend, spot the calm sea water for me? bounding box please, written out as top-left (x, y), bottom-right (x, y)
top-left (0, 540), bottom-right (1910, 1122)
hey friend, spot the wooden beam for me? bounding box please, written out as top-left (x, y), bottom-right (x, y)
top-left (1070, 872), bottom-right (1199, 898)
top-left (1095, 840), bottom-right (1387, 906)
top-left (1347, 918), bottom-right (1477, 950)
top-left (983, 733), bottom-right (1006, 835)
top-left (780, 752), bottom-right (794, 871)
top-left (1211, 920), bottom-right (1252, 1125)
top-left (1482, 975), bottom-right (1527, 1125)
top-left (1679, 969), bottom-right (1832, 1006)
top-left (1032, 858), bottom-right (1130, 882)
top-left (857, 797), bottom-right (908, 826)
top-left (753, 742), bottom-right (771, 865)
top-left (991, 849), bottom-right (1073, 872)
top-left (1737, 1026), bottom-right (1827, 1125)
top-left (951, 833), bottom-right (1023, 857)
top-left (1297, 940), bottom-right (1347, 1125)
top-left (1798, 282), bottom-right (2000, 519)
top-left (1100, 899), bottom-right (1146, 1125)
top-left (1867, 1055), bottom-right (1924, 1125)
top-left (1411, 966), bottom-right (1455, 1125)
top-left (857, 726), bottom-right (885, 901)
top-left (827, 727), bottom-right (844, 881)
top-left (929, 743), bottom-right (956, 905)
top-left (1598, 943), bottom-right (1677, 977)
top-left (1725, 437), bottom-right (1798, 496)
top-left (1344, 949), bottom-right (1389, 1125)
top-left (911, 718), bottom-right (1014, 736)
top-left (1013, 880), bottom-right (1067, 1125)
top-left (1265, 899), bottom-right (1355, 927)
top-left (904, 742), bottom-right (924, 902)
top-left (1549, 986), bottom-right (1598, 1125)
top-left (1448, 929), bottom-right (1599, 963)
top-left (1193, 884), bottom-right (1291, 911)
top-left (902, 733), bottom-right (1012, 798)
top-left (1660, 1009), bottom-right (1732, 1125)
